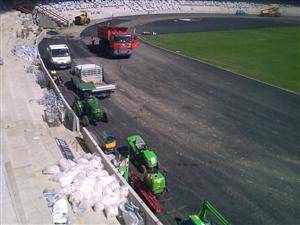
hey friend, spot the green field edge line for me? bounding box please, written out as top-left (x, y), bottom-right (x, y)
top-left (139, 37), bottom-right (300, 96)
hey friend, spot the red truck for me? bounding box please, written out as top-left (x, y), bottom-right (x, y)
top-left (97, 26), bottom-right (139, 58)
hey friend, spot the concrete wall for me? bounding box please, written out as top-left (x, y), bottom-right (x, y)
top-left (36, 31), bottom-right (80, 131)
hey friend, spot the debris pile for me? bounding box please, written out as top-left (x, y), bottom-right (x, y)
top-left (39, 89), bottom-right (65, 113)
top-left (12, 45), bottom-right (38, 61)
top-left (43, 188), bottom-right (72, 224)
top-left (43, 153), bottom-right (130, 221)
top-left (38, 89), bottom-right (65, 127)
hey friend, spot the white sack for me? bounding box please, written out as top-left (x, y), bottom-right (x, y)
top-left (93, 202), bottom-right (105, 214)
top-left (42, 164), bottom-right (60, 175)
top-left (104, 204), bottom-right (119, 218)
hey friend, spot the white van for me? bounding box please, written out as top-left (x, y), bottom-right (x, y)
top-left (47, 44), bottom-right (71, 69)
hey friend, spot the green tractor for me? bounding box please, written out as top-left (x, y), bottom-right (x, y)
top-left (127, 135), bottom-right (158, 170)
top-left (73, 90), bottom-right (106, 126)
top-left (128, 135), bottom-right (167, 198)
top-left (179, 201), bottom-right (231, 225)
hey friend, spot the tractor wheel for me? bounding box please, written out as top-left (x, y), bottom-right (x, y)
top-left (82, 115), bottom-right (89, 127)
top-left (101, 112), bottom-right (108, 123)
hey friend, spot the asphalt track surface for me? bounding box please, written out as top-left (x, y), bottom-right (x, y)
top-left (39, 15), bottom-right (300, 225)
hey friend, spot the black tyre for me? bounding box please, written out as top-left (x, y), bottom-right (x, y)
top-left (86, 18), bottom-right (91, 24)
top-left (82, 115), bottom-right (89, 127)
top-left (101, 112), bottom-right (108, 123)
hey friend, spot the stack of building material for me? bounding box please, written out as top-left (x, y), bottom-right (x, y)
top-left (43, 153), bottom-right (130, 221)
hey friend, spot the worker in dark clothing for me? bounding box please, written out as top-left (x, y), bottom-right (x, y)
top-left (91, 36), bottom-right (95, 46)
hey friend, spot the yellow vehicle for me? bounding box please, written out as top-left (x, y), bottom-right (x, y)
top-left (260, 6), bottom-right (281, 17)
top-left (74, 10), bottom-right (91, 25)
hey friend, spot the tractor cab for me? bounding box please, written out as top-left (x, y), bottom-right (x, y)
top-left (128, 135), bottom-right (158, 169)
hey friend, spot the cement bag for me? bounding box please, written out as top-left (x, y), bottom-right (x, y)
top-left (42, 164), bottom-right (60, 175)
top-left (64, 169), bottom-right (82, 183)
top-left (81, 153), bottom-right (93, 160)
top-left (51, 172), bottom-right (73, 187)
top-left (100, 196), bottom-right (113, 207)
top-left (91, 154), bottom-right (102, 162)
top-left (52, 198), bottom-right (68, 215)
top-left (77, 178), bottom-right (95, 194)
top-left (93, 202), bottom-right (105, 214)
top-left (120, 186), bottom-right (129, 198)
top-left (102, 186), bottom-right (113, 196)
top-left (69, 191), bottom-right (84, 206)
top-left (111, 180), bottom-right (120, 191)
top-left (107, 194), bottom-right (120, 205)
top-left (76, 157), bottom-right (89, 165)
top-left (73, 172), bottom-right (86, 186)
top-left (86, 169), bottom-right (99, 179)
top-left (59, 174), bottom-right (74, 187)
top-left (61, 184), bottom-right (76, 195)
top-left (99, 175), bottom-right (115, 187)
top-left (89, 159), bottom-right (101, 169)
top-left (104, 204), bottom-right (119, 218)
top-left (96, 170), bottom-right (109, 178)
top-left (58, 158), bottom-right (76, 171)
top-left (94, 180), bottom-right (105, 191)
top-left (92, 186), bottom-right (103, 198)
top-left (72, 200), bottom-right (89, 213)
top-left (51, 172), bottom-right (65, 182)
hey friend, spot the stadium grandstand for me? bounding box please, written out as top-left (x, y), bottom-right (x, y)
top-left (31, 0), bottom-right (299, 22)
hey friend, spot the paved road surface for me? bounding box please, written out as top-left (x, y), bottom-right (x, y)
top-left (39, 15), bottom-right (300, 225)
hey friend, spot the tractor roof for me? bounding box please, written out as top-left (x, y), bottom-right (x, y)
top-left (135, 135), bottom-right (146, 149)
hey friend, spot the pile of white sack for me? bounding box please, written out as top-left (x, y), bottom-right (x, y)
top-left (43, 153), bottom-right (129, 219)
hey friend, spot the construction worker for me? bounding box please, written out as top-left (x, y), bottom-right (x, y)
top-left (91, 36), bottom-right (95, 46)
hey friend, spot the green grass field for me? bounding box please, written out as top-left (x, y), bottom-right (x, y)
top-left (143, 26), bottom-right (300, 93)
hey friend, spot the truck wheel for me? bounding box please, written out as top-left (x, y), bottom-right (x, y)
top-left (82, 115), bottom-right (89, 127)
top-left (86, 18), bottom-right (90, 24)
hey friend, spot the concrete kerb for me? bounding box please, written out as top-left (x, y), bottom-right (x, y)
top-left (139, 37), bottom-right (300, 96)
top-left (36, 30), bottom-right (162, 225)
top-left (81, 127), bottom-right (163, 225)
top-left (36, 30), bottom-right (80, 131)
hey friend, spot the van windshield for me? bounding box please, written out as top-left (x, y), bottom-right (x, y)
top-left (51, 49), bottom-right (70, 57)
top-left (113, 35), bottom-right (132, 43)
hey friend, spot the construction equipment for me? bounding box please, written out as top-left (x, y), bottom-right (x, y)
top-left (74, 10), bottom-right (91, 25)
top-left (179, 201), bottom-right (231, 225)
top-left (115, 150), bottom-right (130, 182)
top-left (127, 135), bottom-right (167, 213)
top-left (73, 91), bottom-right (106, 126)
top-left (71, 64), bottom-right (116, 98)
top-left (102, 131), bottom-right (117, 154)
top-left (127, 135), bottom-right (158, 170)
top-left (130, 167), bottom-right (167, 213)
top-left (260, 6), bottom-right (281, 17)
top-left (97, 26), bottom-right (139, 58)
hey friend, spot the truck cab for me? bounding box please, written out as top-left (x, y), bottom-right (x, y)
top-left (47, 44), bottom-right (71, 69)
top-left (110, 34), bottom-right (132, 56)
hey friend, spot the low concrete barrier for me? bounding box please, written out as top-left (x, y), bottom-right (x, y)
top-left (36, 30), bottom-right (80, 131)
top-left (81, 127), bottom-right (163, 225)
